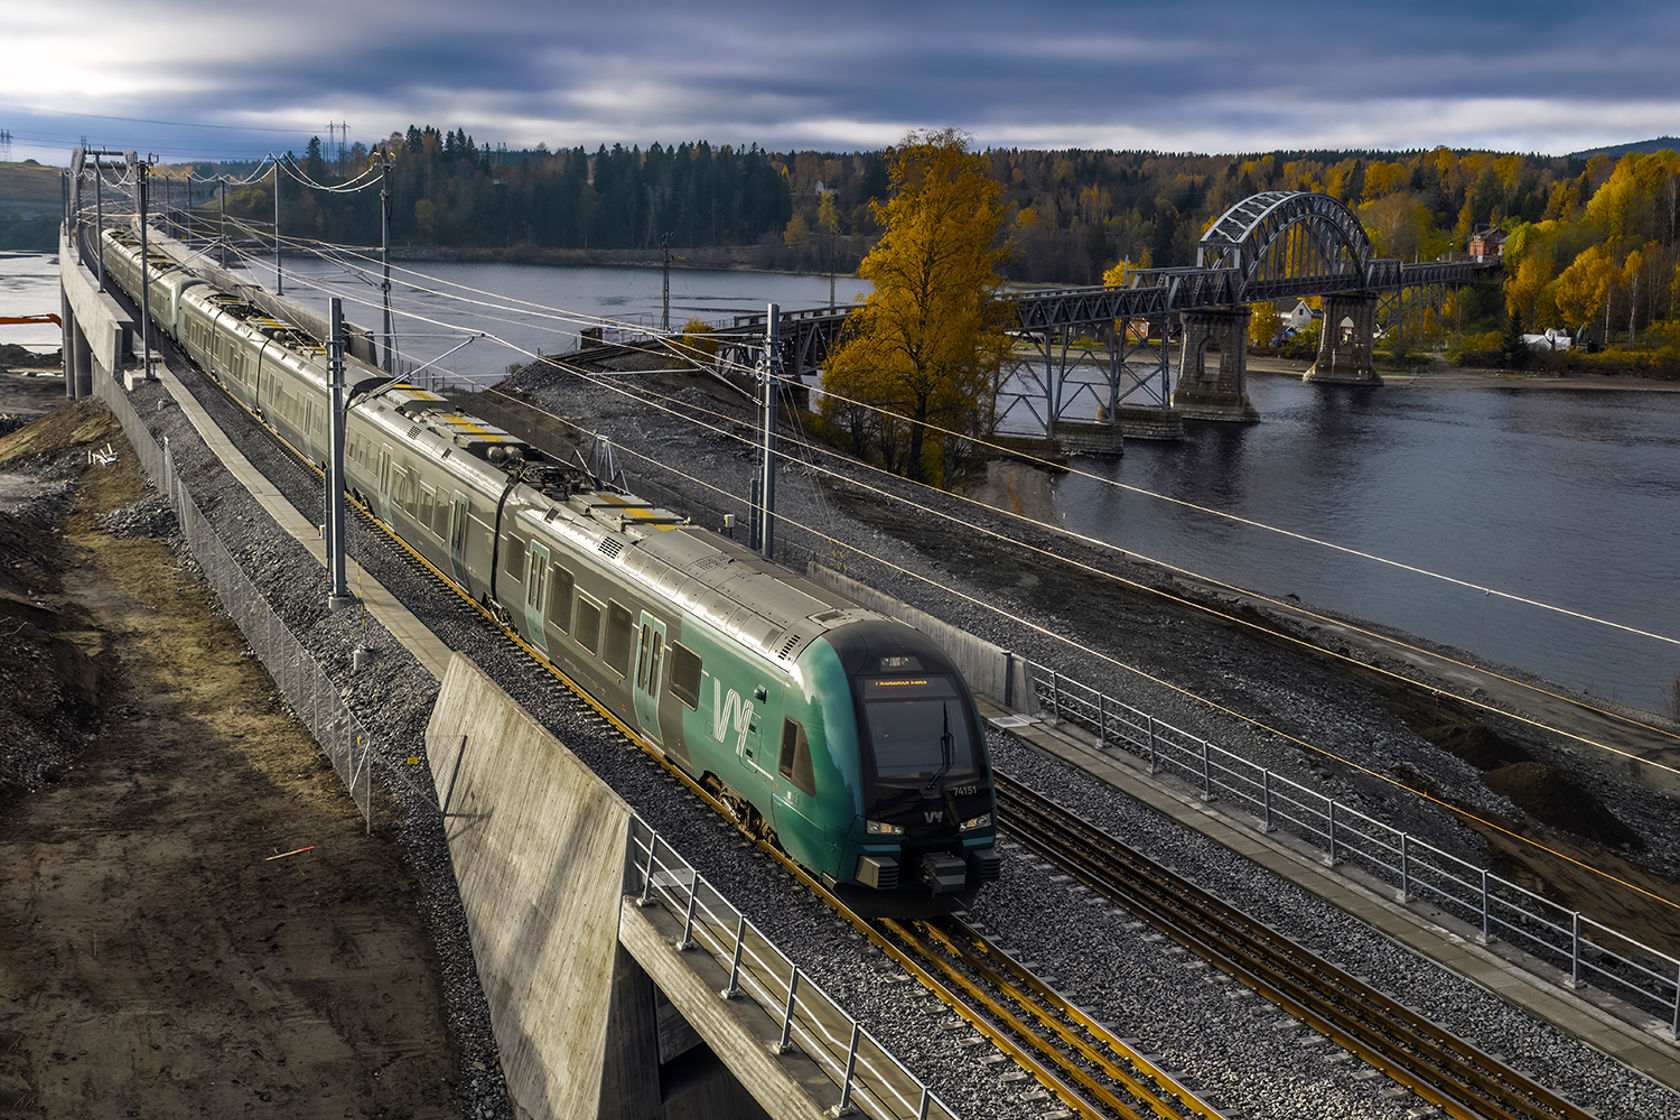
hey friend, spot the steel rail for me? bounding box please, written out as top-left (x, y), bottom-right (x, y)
top-left (901, 917), bottom-right (1222, 1120)
top-left (996, 776), bottom-right (1598, 1120)
top-left (877, 918), bottom-right (1148, 1119)
top-left (145, 307), bottom-right (1194, 1119)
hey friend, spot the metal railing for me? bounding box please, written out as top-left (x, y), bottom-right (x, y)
top-left (627, 818), bottom-right (957, 1120)
top-left (1027, 661), bottom-right (1680, 1037)
top-left (96, 375), bottom-right (374, 828)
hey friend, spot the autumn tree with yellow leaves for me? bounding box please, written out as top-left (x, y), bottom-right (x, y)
top-left (820, 129), bottom-right (1012, 484)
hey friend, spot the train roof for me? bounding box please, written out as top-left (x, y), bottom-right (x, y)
top-left (108, 221), bottom-right (889, 668)
top-left (505, 474), bottom-right (877, 668)
top-left (357, 383), bottom-right (540, 468)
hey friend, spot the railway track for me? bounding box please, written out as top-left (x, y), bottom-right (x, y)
top-left (995, 775), bottom-right (1597, 1120)
top-left (159, 339), bottom-right (1598, 1120)
top-left (159, 342), bottom-right (1237, 1118)
top-left (871, 915), bottom-right (1226, 1120)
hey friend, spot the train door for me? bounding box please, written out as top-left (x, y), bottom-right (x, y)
top-left (632, 612), bottom-right (667, 744)
top-left (447, 491), bottom-right (471, 587)
top-left (523, 541), bottom-right (550, 655)
top-left (378, 446), bottom-right (393, 522)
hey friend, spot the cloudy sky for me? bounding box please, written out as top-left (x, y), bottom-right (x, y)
top-left (5, 0), bottom-right (1677, 166)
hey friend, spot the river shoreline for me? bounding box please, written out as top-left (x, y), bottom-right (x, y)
top-left (1246, 355), bottom-right (1680, 392)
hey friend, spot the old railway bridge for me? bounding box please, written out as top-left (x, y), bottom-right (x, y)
top-left (716, 191), bottom-right (1500, 446)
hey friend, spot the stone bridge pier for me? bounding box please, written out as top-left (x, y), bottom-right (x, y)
top-left (1304, 292), bottom-right (1381, 385)
top-left (1172, 306), bottom-right (1258, 422)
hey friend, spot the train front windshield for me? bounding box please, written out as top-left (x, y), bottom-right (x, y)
top-left (858, 675), bottom-right (978, 780)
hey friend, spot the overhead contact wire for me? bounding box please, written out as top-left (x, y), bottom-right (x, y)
top-left (483, 387), bottom-right (1680, 916)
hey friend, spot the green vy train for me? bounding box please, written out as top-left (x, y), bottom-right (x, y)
top-left (99, 223), bottom-right (1002, 908)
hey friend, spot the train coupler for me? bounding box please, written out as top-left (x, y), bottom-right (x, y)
top-left (920, 852), bottom-right (968, 894)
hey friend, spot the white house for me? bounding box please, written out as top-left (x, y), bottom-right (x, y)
top-left (1279, 299), bottom-right (1318, 333)
top-left (1520, 328), bottom-right (1572, 351)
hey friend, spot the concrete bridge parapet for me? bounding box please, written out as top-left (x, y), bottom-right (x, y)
top-left (1172, 306), bottom-right (1258, 422)
top-left (1305, 291), bottom-right (1382, 385)
top-left (58, 228), bottom-right (134, 398)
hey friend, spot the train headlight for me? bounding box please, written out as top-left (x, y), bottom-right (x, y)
top-left (865, 819), bottom-right (905, 836)
top-left (960, 812), bottom-right (993, 831)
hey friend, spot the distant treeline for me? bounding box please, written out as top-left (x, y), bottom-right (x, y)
top-left (184, 128), bottom-right (1672, 297)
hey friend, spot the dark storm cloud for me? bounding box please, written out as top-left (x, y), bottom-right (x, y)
top-left (8, 0), bottom-right (1680, 162)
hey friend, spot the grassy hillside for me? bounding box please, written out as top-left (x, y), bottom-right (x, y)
top-left (1567, 136), bottom-right (1680, 160)
top-left (0, 161), bottom-right (63, 250)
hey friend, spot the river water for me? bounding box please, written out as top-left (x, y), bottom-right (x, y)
top-left (7, 251), bottom-right (1676, 712)
top-left (278, 255), bottom-right (861, 387)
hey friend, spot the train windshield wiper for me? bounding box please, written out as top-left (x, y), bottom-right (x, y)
top-left (933, 702), bottom-right (954, 785)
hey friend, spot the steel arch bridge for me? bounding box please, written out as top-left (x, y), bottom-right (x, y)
top-left (1196, 190), bottom-right (1375, 303)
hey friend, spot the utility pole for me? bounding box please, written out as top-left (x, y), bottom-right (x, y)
top-left (661, 232), bottom-right (671, 333)
top-left (752, 304), bottom-right (781, 561)
top-left (380, 147), bottom-right (395, 374)
top-left (218, 177), bottom-right (227, 268)
top-left (273, 156), bottom-right (283, 296)
top-left (326, 297), bottom-right (354, 610)
top-left (133, 153), bottom-right (155, 380)
top-left (93, 155), bottom-right (105, 292)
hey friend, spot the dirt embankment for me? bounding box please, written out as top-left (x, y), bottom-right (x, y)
top-left (0, 386), bottom-right (461, 1118)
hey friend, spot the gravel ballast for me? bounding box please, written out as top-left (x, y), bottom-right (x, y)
top-left (93, 336), bottom-right (1680, 1120)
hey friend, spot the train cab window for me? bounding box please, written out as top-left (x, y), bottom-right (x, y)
top-left (547, 567), bottom-right (574, 633)
top-left (503, 535), bottom-right (528, 582)
top-left (779, 719), bottom-right (817, 796)
top-left (574, 596), bottom-right (602, 656)
top-left (603, 601), bottom-right (633, 676)
top-left (858, 675), bottom-right (977, 780)
top-left (670, 643), bottom-right (702, 709)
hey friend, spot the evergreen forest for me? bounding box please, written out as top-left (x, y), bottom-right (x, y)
top-left (174, 128), bottom-right (1680, 375)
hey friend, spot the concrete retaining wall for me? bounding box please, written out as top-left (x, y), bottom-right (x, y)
top-left (809, 566), bottom-right (1038, 715)
top-left (426, 654), bottom-right (643, 1119)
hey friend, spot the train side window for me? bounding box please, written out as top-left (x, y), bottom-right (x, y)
top-left (503, 535), bottom-right (528, 582)
top-left (432, 496), bottom-right (450, 539)
top-left (669, 643), bottom-right (702, 709)
top-left (419, 486), bottom-right (435, 536)
top-left (779, 719), bottom-right (816, 796)
top-left (603, 601), bottom-right (633, 675)
top-left (574, 596), bottom-right (602, 656)
top-left (547, 567), bottom-right (573, 633)
top-left (402, 470), bottom-right (420, 516)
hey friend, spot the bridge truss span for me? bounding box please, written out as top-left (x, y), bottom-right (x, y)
top-left (1198, 190), bottom-right (1374, 303)
top-left (705, 191), bottom-right (1501, 437)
